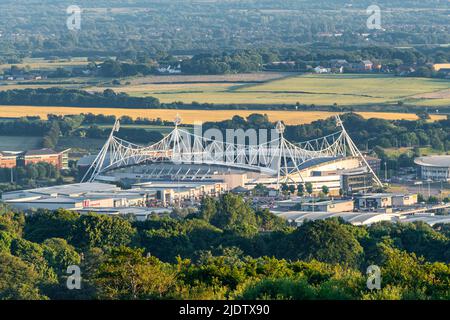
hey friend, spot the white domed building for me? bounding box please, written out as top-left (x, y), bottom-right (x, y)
top-left (414, 155), bottom-right (450, 182)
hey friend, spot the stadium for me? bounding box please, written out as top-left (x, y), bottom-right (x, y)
top-left (414, 155), bottom-right (450, 182)
top-left (78, 115), bottom-right (382, 196)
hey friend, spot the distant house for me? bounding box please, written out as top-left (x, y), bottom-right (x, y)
top-left (372, 63), bottom-right (382, 71)
top-left (329, 59), bottom-right (349, 68)
top-left (314, 66), bottom-right (331, 74)
top-left (347, 60), bottom-right (374, 72)
top-left (270, 61), bottom-right (295, 66)
top-left (317, 32), bottom-right (333, 37)
top-left (432, 63), bottom-right (450, 72)
top-left (361, 60), bottom-right (373, 71)
top-left (157, 64), bottom-right (182, 74)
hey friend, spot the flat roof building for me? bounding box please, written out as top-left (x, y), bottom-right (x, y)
top-left (1, 180), bottom-right (227, 212)
top-left (301, 199), bottom-right (354, 213)
top-left (356, 193), bottom-right (418, 209)
top-left (0, 151), bottom-right (19, 168)
top-left (17, 148), bottom-right (70, 170)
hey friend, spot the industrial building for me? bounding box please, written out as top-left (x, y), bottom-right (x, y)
top-left (273, 210), bottom-right (450, 227)
top-left (414, 155), bottom-right (450, 182)
top-left (1, 180), bottom-right (227, 213)
top-left (356, 193), bottom-right (418, 209)
top-left (300, 199), bottom-right (354, 213)
top-left (131, 180), bottom-right (228, 205)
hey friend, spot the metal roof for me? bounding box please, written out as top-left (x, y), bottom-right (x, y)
top-left (414, 156), bottom-right (450, 168)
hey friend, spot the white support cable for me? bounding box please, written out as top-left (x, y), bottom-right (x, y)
top-left (335, 115), bottom-right (383, 187)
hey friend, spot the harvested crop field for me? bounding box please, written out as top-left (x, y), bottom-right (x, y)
top-left (0, 106), bottom-right (445, 125)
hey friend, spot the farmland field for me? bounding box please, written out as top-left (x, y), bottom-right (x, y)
top-left (0, 57), bottom-right (94, 72)
top-left (0, 135), bottom-right (42, 151)
top-left (0, 106), bottom-right (445, 125)
top-left (94, 74), bottom-right (450, 107)
top-left (2, 73), bottom-right (449, 108)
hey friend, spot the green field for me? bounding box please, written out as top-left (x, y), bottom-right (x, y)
top-left (0, 57), bottom-right (94, 72)
top-left (2, 73), bottom-right (449, 109)
top-left (0, 136), bottom-right (42, 151)
top-left (96, 74), bottom-right (450, 107)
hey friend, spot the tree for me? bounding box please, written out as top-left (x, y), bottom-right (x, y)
top-left (0, 210), bottom-right (25, 236)
top-left (210, 193), bottom-right (258, 236)
top-left (321, 185), bottom-right (329, 196)
top-left (0, 253), bottom-right (46, 300)
top-left (305, 182), bottom-right (313, 195)
top-left (286, 219), bottom-right (364, 268)
top-left (197, 197), bottom-right (217, 222)
top-left (42, 238), bottom-right (81, 275)
top-left (0, 231), bottom-right (15, 254)
top-left (24, 209), bottom-right (79, 243)
top-left (255, 209), bottom-right (286, 231)
top-left (94, 246), bottom-right (176, 299)
top-left (297, 184), bottom-right (304, 196)
top-left (281, 183), bottom-right (289, 195)
top-left (239, 277), bottom-right (316, 300)
top-left (288, 185), bottom-right (296, 194)
top-left (71, 214), bottom-right (136, 249)
top-left (10, 237), bottom-right (58, 284)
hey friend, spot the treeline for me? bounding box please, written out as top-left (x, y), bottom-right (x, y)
top-left (0, 114), bottom-right (165, 146)
top-left (0, 162), bottom-right (60, 184)
top-left (84, 126), bottom-right (163, 144)
top-left (82, 113), bottom-right (176, 127)
top-left (203, 112), bottom-right (450, 152)
top-left (181, 51), bottom-right (263, 74)
top-left (97, 59), bottom-right (158, 78)
top-left (0, 88), bottom-right (160, 109)
top-left (1, 193), bottom-right (450, 300)
top-left (69, 46), bottom-right (450, 77)
top-left (265, 46), bottom-right (450, 69)
top-left (285, 113), bottom-right (450, 151)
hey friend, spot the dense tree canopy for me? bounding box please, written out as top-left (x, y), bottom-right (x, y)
top-left (1, 193), bottom-right (450, 300)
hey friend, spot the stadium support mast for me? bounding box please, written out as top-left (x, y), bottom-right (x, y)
top-left (81, 119), bottom-right (120, 183)
top-left (335, 115), bottom-right (383, 188)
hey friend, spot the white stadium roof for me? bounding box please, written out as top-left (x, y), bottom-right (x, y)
top-left (414, 155), bottom-right (450, 168)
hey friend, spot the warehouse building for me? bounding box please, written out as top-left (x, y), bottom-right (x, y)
top-left (356, 193), bottom-right (418, 209)
top-left (1, 180), bottom-right (227, 212)
top-left (273, 211), bottom-right (450, 226)
top-left (300, 199), bottom-right (354, 213)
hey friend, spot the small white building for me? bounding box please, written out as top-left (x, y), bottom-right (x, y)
top-left (314, 66), bottom-right (331, 74)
